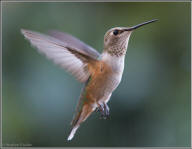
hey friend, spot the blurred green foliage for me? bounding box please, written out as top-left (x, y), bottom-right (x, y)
top-left (2, 2), bottom-right (191, 147)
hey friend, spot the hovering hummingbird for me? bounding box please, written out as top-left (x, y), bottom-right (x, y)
top-left (21, 19), bottom-right (157, 141)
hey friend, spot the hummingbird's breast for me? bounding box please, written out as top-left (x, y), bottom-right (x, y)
top-left (86, 52), bottom-right (124, 102)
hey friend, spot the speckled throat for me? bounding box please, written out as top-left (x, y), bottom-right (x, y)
top-left (105, 44), bottom-right (127, 57)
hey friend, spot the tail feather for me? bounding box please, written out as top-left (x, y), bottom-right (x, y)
top-left (70, 78), bottom-right (89, 126)
top-left (67, 104), bottom-right (95, 141)
top-left (71, 109), bottom-right (82, 127)
top-left (67, 125), bottom-right (79, 141)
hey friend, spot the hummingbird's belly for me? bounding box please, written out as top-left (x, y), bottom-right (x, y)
top-left (92, 73), bottom-right (121, 102)
top-left (87, 61), bottom-right (123, 102)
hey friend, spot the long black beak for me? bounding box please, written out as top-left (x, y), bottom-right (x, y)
top-left (124, 19), bottom-right (158, 31)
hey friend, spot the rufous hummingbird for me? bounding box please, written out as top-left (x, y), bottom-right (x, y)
top-left (21, 19), bottom-right (157, 141)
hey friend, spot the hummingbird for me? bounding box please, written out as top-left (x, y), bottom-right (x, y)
top-left (21, 19), bottom-right (157, 141)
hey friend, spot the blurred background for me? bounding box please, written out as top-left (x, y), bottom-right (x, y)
top-left (2, 2), bottom-right (191, 147)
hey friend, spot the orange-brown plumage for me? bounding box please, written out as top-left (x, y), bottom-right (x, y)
top-left (68, 60), bottom-right (115, 140)
top-left (21, 19), bottom-right (157, 141)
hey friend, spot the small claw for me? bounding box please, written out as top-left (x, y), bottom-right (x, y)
top-left (100, 113), bottom-right (107, 119)
top-left (96, 107), bottom-right (100, 113)
top-left (98, 103), bottom-right (110, 119)
top-left (104, 103), bottom-right (110, 117)
top-left (97, 103), bottom-right (104, 112)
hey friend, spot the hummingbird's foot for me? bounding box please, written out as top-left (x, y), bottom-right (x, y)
top-left (96, 103), bottom-right (104, 113)
top-left (104, 103), bottom-right (110, 117)
top-left (97, 103), bottom-right (110, 119)
top-left (97, 103), bottom-right (104, 113)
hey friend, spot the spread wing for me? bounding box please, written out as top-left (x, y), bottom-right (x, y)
top-left (48, 30), bottom-right (100, 60)
top-left (21, 29), bottom-right (101, 83)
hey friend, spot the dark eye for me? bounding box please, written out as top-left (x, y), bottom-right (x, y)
top-left (113, 30), bottom-right (119, 35)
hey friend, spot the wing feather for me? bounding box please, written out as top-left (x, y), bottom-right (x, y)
top-left (21, 29), bottom-right (100, 82)
top-left (48, 30), bottom-right (100, 60)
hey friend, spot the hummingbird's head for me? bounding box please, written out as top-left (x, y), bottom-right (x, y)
top-left (103, 19), bottom-right (158, 57)
top-left (104, 27), bottom-right (132, 55)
